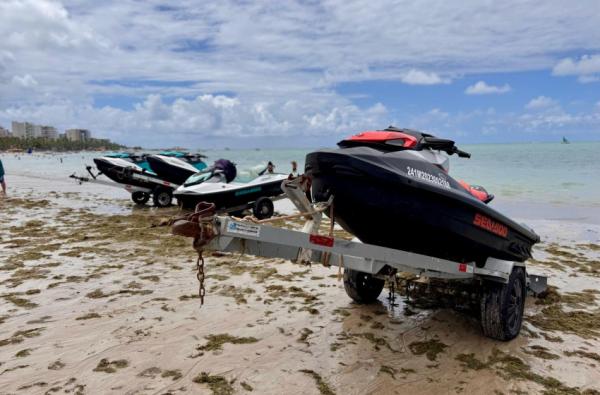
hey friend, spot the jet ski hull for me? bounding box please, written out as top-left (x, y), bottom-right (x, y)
top-left (146, 155), bottom-right (205, 185)
top-left (94, 157), bottom-right (156, 189)
top-left (175, 178), bottom-right (285, 210)
top-left (306, 148), bottom-right (539, 263)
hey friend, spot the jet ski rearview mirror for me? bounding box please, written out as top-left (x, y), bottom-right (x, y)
top-left (456, 149), bottom-right (471, 158)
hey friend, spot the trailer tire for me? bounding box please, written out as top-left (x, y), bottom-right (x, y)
top-left (343, 269), bottom-right (385, 304)
top-left (131, 191), bottom-right (150, 205)
top-left (480, 266), bottom-right (526, 341)
top-left (152, 188), bottom-right (172, 208)
top-left (253, 197), bottom-right (274, 219)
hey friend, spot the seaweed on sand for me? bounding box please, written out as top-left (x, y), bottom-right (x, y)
top-left (299, 369), bottom-right (336, 395)
top-left (408, 338), bottom-right (448, 361)
top-left (93, 358), bottom-right (128, 373)
top-left (193, 372), bottom-right (234, 395)
top-left (456, 349), bottom-right (582, 394)
top-left (197, 333), bottom-right (259, 352)
top-left (217, 285), bottom-right (255, 304)
top-left (564, 350), bottom-right (600, 362)
top-left (161, 369), bottom-right (183, 380)
top-left (528, 304), bottom-right (600, 339)
top-left (0, 327), bottom-right (45, 347)
top-left (522, 345), bottom-right (560, 360)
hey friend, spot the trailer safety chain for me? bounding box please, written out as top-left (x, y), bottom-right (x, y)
top-left (171, 201), bottom-right (218, 306)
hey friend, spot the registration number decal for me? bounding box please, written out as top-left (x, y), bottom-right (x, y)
top-left (226, 221), bottom-right (261, 237)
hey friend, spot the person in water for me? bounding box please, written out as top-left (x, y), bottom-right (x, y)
top-left (289, 161), bottom-right (299, 178)
top-left (258, 161), bottom-right (275, 176)
top-left (0, 157), bottom-right (6, 196)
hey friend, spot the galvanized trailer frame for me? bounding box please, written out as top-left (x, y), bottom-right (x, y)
top-left (208, 179), bottom-right (546, 288)
top-left (70, 166), bottom-right (180, 207)
top-left (200, 177), bottom-right (547, 340)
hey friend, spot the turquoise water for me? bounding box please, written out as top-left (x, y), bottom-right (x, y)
top-left (2, 141), bottom-right (599, 208)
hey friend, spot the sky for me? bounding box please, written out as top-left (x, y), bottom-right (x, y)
top-left (1, 0), bottom-right (600, 148)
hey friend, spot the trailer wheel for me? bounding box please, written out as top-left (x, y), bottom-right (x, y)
top-left (152, 188), bottom-right (172, 208)
top-left (480, 266), bottom-right (526, 341)
top-left (131, 191), bottom-right (150, 205)
top-left (253, 197), bottom-right (274, 220)
top-left (343, 269), bottom-right (385, 304)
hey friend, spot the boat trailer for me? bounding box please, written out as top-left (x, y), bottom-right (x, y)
top-left (70, 165), bottom-right (179, 207)
top-left (173, 177), bottom-right (547, 341)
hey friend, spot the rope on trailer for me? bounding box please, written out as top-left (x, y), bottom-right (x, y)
top-left (321, 202), bottom-right (335, 267)
top-left (337, 254), bottom-right (344, 282)
top-left (245, 202), bottom-right (331, 224)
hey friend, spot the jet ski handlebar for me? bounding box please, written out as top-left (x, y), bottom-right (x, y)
top-left (453, 147), bottom-right (471, 158)
top-left (422, 136), bottom-right (471, 158)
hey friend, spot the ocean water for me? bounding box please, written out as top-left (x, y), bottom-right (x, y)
top-left (2, 141), bottom-right (599, 222)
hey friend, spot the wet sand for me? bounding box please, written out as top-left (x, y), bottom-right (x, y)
top-left (1, 176), bottom-right (600, 394)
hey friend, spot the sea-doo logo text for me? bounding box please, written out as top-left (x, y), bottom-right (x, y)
top-left (473, 213), bottom-right (508, 238)
top-left (406, 166), bottom-right (451, 189)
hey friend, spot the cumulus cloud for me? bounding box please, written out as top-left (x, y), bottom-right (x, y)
top-left (525, 96), bottom-right (559, 110)
top-left (0, 93), bottom-right (389, 146)
top-left (552, 54), bottom-right (600, 82)
top-left (399, 69), bottom-right (450, 85)
top-left (2, 0), bottom-right (600, 143)
top-left (11, 74), bottom-right (38, 87)
top-left (465, 81), bottom-right (511, 95)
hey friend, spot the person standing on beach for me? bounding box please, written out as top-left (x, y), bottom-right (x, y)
top-left (0, 157), bottom-right (6, 196)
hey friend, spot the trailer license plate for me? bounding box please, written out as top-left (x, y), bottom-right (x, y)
top-left (226, 221), bottom-right (261, 237)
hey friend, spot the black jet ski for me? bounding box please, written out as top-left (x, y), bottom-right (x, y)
top-left (174, 160), bottom-right (287, 216)
top-left (305, 127), bottom-right (540, 264)
top-left (93, 156), bottom-right (157, 189)
top-left (146, 154), bottom-right (208, 185)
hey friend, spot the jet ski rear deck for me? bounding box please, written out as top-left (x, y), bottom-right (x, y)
top-left (306, 128), bottom-right (540, 264)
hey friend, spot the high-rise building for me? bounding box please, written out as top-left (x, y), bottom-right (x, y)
top-left (0, 126), bottom-right (10, 137)
top-left (12, 121), bottom-right (38, 138)
top-left (66, 128), bottom-right (91, 142)
top-left (11, 121), bottom-right (58, 139)
top-left (40, 126), bottom-right (58, 139)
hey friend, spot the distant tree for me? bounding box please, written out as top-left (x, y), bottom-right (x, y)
top-left (0, 136), bottom-right (125, 152)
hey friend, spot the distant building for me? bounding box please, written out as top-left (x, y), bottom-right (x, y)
top-left (12, 121), bottom-right (38, 138)
top-left (0, 126), bottom-right (10, 137)
top-left (66, 128), bottom-right (91, 142)
top-left (11, 121), bottom-right (58, 139)
top-left (40, 126), bottom-right (58, 140)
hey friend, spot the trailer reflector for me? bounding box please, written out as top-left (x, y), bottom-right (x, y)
top-left (309, 234), bottom-right (334, 247)
top-left (458, 263), bottom-right (474, 273)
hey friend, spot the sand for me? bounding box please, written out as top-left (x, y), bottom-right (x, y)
top-left (1, 178), bottom-right (600, 395)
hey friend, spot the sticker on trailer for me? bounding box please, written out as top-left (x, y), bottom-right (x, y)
top-left (226, 221), bottom-right (261, 237)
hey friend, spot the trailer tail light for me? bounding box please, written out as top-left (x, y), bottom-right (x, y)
top-left (309, 234), bottom-right (334, 247)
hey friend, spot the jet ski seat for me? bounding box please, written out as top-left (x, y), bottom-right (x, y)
top-left (459, 180), bottom-right (495, 204)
